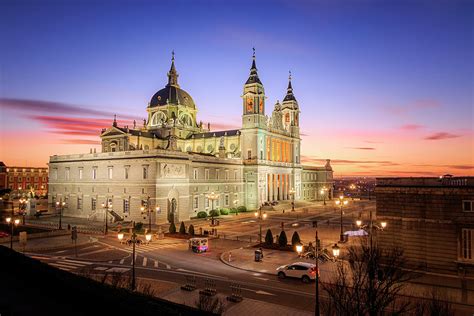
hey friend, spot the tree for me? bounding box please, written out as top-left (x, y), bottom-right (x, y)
top-left (265, 229), bottom-right (273, 245)
top-left (169, 222), bottom-right (176, 234)
top-left (278, 230), bottom-right (288, 248)
top-left (188, 224), bottom-right (195, 236)
top-left (322, 242), bottom-right (418, 315)
top-left (291, 231), bottom-right (301, 246)
top-left (179, 221), bottom-right (186, 234)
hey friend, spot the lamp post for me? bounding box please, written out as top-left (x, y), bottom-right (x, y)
top-left (118, 221), bottom-right (138, 291)
top-left (233, 199), bottom-right (239, 216)
top-left (6, 217), bottom-right (20, 249)
top-left (55, 199), bottom-right (66, 230)
top-left (207, 192), bottom-right (219, 225)
top-left (355, 210), bottom-right (387, 248)
top-left (320, 187), bottom-right (328, 206)
top-left (140, 196), bottom-right (156, 234)
top-left (101, 200), bottom-right (112, 235)
top-left (19, 198), bottom-right (27, 225)
top-left (289, 188), bottom-right (296, 211)
top-left (315, 223), bottom-right (320, 316)
top-left (254, 207), bottom-right (267, 244)
top-left (335, 195), bottom-right (349, 242)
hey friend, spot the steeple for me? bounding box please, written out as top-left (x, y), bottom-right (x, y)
top-left (245, 48), bottom-right (262, 85)
top-left (112, 114), bottom-right (117, 127)
top-left (167, 50), bottom-right (179, 87)
top-left (283, 71), bottom-right (296, 102)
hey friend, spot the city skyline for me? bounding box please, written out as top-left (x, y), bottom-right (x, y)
top-left (1, 0), bottom-right (472, 177)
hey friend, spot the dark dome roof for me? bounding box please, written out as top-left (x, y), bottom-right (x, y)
top-left (149, 85), bottom-right (196, 109)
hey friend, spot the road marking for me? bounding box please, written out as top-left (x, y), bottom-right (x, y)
top-left (254, 277), bottom-right (269, 281)
top-left (49, 262), bottom-right (81, 270)
top-left (154, 260), bottom-right (158, 268)
top-left (63, 259), bottom-right (92, 265)
top-left (120, 258), bottom-right (125, 264)
top-left (142, 257), bottom-right (147, 266)
top-left (107, 267), bottom-right (130, 273)
top-left (77, 248), bottom-right (111, 257)
top-left (94, 267), bottom-right (108, 271)
top-left (54, 250), bottom-right (67, 254)
top-left (255, 290), bottom-right (275, 296)
top-left (108, 261), bottom-right (112, 263)
top-left (49, 263), bottom-right (73, 271)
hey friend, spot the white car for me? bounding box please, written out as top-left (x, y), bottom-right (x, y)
top-left (276, 262), bottom-right (317, 283)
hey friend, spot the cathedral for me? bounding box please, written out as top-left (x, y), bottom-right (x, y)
top-left (48, 51), bottom-right (334, 224)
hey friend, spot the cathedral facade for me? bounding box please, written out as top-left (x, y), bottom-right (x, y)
top-left (48, 52), bottom-right (334, 224)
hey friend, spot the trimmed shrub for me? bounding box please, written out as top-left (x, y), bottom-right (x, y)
top-left (169, 222), bottom-right (176, 234)
top-left (237, 206), bottom-right (247, 213)
top-left (188, 224), bottom-right (195, 236)
top-left (291, 231), bottom-right (301, 246)
top-left (197, 211), bottom-right (208, 218)
top-left (229, 208), bottom-right (238, 214)
top-left (278, 230), bottom-right (288, 247)
top-left (265, 229), bottom-right (273, 245)
top-left (179, 221), bottom-right (186, 234)
top-left (209, 209), bottom-right (220, 217)
top-left (219, 208), bottom-right (229, 215)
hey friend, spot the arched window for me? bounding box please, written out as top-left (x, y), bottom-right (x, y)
top-left (151, 111), bottom-right (167, 126)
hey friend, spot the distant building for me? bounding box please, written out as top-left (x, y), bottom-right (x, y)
top-left (376, 176), bottom-right (474, 303)
top-left (4, 166), bottom-right (48, 196)
top-left (0, 162), bottom-right (7, 190)
top-left (48, 52), bottom-right (334, 224)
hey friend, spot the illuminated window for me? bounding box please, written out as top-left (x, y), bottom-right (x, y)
top-left (461, 229), bottom-right (473, 261)
top-left (108, 167), bottom-right (113, 180)
top-left (193, 196), bottom-right (199, 209)
top-left (79, 168), bottom-right (83, 180)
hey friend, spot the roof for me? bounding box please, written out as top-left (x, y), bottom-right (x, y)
top-left (190, 129), bottom-right (240, 139)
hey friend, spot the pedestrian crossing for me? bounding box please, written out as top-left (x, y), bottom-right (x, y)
top-left (117, 240), bottom-right (187, 255)
top-left (29, 253), bottom-right (171, 272)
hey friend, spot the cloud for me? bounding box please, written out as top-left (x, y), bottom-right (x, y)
top-left (30, 116), bottom-right (118, 137)
top-left (448, 165), bottom-right (474, 170)
top-left (413, 99), bottom-right (440, 109)
top-left (209, 122), bottom-right (241, 131)
top-left (301, 156), bottom-right (397, 165)
top-left (424, 132), bottom-right (461, 140)
top-left (400, 124), bottom-right (424, 130)
top-left (364, 140), bottom-right (383, 144)
top-left (347, 147), bottom-right (376, 150)
top-left (0, 98), bottom-right (140, 121)
top-left (60, 139), bottom-right (101, 145)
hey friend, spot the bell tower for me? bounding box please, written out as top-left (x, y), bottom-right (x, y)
top-left (242, 48), bottom-right (266, 129)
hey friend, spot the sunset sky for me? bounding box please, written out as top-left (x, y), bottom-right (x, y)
top-left (1, 0), bottom-right (472, 177)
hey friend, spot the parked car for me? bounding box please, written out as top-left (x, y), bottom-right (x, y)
top-left (276, 262), bottom-right (317, 283)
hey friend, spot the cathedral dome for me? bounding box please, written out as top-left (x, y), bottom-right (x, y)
top-left (148, 51), bottom-right (196, 109)
top-left (149, 86), bottom-right (196, 109)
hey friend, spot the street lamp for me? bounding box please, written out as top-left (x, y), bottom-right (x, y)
top-left (354, 210), bottom-right (388, 247)
top-left (19, 198), bottom-right (27, 225)
top-left (118, 221), bottom-right (138, 291)
top-left (295, 242), bottom-right (303, 255)
top-left (6, 217), bottom-right (20, 249)
top-left (55, 199), bottom-right (66, 230)
top-left (314, 222), bottom-right (320, 316)
top-left (335, 195), bottom-right (349, 242)
top-left (207, 192), bottom-right (219, 225)
top-left (140, 196), bottom-right (154, 234)
top-left (289, 188), bottom-right (296, 211)
top-left (332, 243), bottom-right (340, 258)
top-left (233, 199), bottom-right (239, 216)
top-left (101, 200), bottom-right (112, 235)
top-left (320, 187), bottom-right (328, 206)
top-left (255, 207), bottom-right (267, 244)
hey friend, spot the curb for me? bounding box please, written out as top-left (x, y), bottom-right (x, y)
top-left (19, 239), bottom-right (92, 253)
top-left (219, 250), bottom-right (276, 276)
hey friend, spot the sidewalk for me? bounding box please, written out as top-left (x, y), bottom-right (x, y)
top-left (159, 286), bottom-right (312, 316)
top-left (0, 233), bottom-right (93, 252)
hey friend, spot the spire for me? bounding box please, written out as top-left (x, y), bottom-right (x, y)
top-left (112, 114), bottom-right (117, 127)
top-left (283, 70), bottom-right (296, 102)
top-left (167, 50), bottom-right (179, 87)
top-left (245, 47), bottom-right (262, 85)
